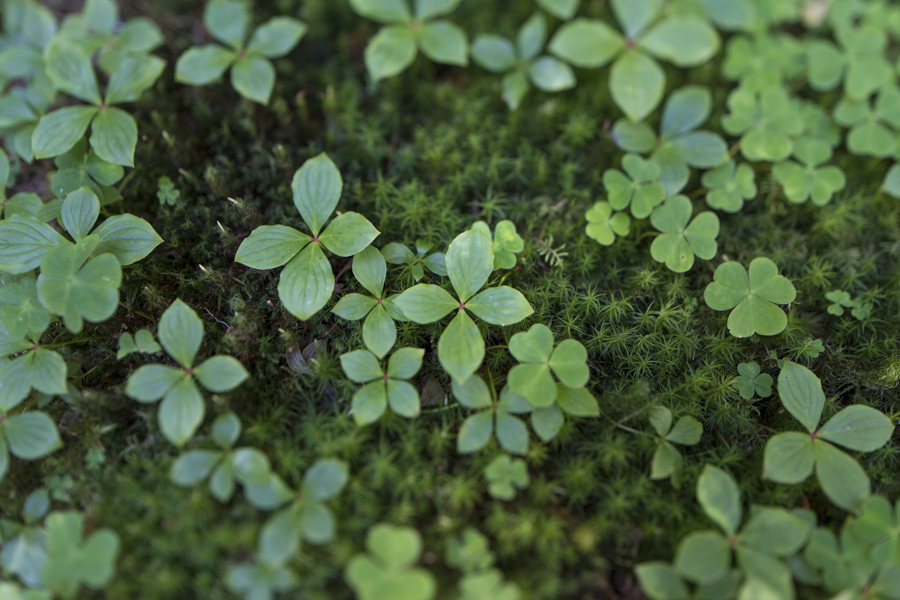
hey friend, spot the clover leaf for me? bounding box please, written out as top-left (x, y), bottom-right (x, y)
top-left (646, 406), bottom-right (702, 488)
top-left (721, 85), bottom-right (803, 162)
top-left (833, 84), bottom-right (900, 158)
top-left (156, 176), bottom-right (180, 206)
top-left (452, 374), bottom-right (531, 455)
top-left (225, 560), bottom-right (298, 600)
top-left (612, 86), bottom-right (728, 195)
top-left (394, 230), bottom-right (532, 383)
top-left (32, 44), bottom-right (165, 166)
top-left (825, 290), bottom-right (872, 320)
top-left (339, 347), bottom-right (424, 425)
top-left (649, 195), bottom-right (719, 273)
top-left (471, 14), bottom-right (574, 110)
top-left (125, 299), bottom-right (249, 446)
top-left (169, 412), bottom-right (272, 502)
top-left (458, 570), bottom-right (522, 600)
top-left (603, 154), bottom-right (666, 219)
top-left (248, 458), bottom-right (348, 566)
top-left (40, 511), bottom-right (120, 599)
top-left (350, 0), bottom-right (468, 82)
top-left (763, 361), bottom-right (894, 512)
top-left (116, 329), bottom-right (160, 359)
top-left (445, 528), bottom-right (496, 573)
top-left (722, 33), bottom-right (805, 91)
top-left (471, 220), bottom-right (524, 270)
top-left (507, 323), bottom-right (588, 408)
top-left (345, 523), bottom-right (437, 600)
top-left (235, 153), bottom-right (379, 321)
top-left (732, 362), bottom-right (773, 400)
top-left (484, 453), bottom-right (529, 501)
top-left (585, 201), bottom-right (630, 246)
top-left (381, 239), bottom-right (447, 282)
top-left (704, 257), bottom-right (796, 338)
top-left (175, 0), bottom-right (307, 104)
top-left (805, 24), bottom-right (893, 100)
top-left (548, 0), bottom-right (719, 121)
top-left (702, 160), bottom-right (757, 213)
top-left (772, 137), bottom-right (846, 206)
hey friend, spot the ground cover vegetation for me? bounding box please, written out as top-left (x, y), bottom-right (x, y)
top-left (0, 0), bottom-right (899, 598)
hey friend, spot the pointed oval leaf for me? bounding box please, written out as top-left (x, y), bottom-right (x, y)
top-left (697, 465), bottom-right (741, 535)
top-left (158, 376), bottom-right (205, 447)
top-left (393, 284), bottom-right (457, 323)
top-left (446, 230), bottom-right (494, 302)
top-left (301, 458), bottom-right (349, 501)
top-left (158, 299), bottom-right (203, 368)
top-left (777, 361), bottom-right (825, 433)
top-left (817, 405), bottom-right (894, 452)
top-left (763, 432), bottom-right (815, 484)
top-left (318, 212), bottom-right (379, 257)
top-left (235, 225), bottom-right (310, 270)
top-left (60, 187), bottom-right (100, 241)
top-left (814, 439), bottom-right (870, 512)
top-left (291, 153), bottom-right (342, 236)
top-left (465, 286), bottom-right (533, 325)
top-left (194, 355), bottom-right (249, 393)
top-left (609, 50), bottom-right (665, 123)
top-left (438, 311), bottom-right (484, 383)
top-left (3, 411), bottom-right (61, 460)
top-left (278, 243), bottom-right (334, 321)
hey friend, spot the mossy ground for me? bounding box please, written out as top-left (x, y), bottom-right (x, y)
top-left (3, 1), bottom-right (900, 598)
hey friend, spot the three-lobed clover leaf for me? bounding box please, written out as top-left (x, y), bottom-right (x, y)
top-left (763, 361), bottom-right (894, 512)
top-left (833, 84), bottom-right (900, 158)
top-left (225, 560), bottom-right (298, 600)
top-left (381, 239), bottom-right (447, 282)
top-left (471, 220), bottom-right (524, 270)
top-left (33, 44), bottom-right (165, 166)
top-left (156, 176), bottom-right (180, 206)
top-left (458, 570), bottom-right (522, 600)
top-left (825, 289), bottom-right (872, 320)
top-left (484, 453), bottom-right (529, 501)
top-left (805, 23), bottom-right (894, 100)
top-left (471, 14), bottom-right (575, 110)
top-left (332, 246), bottom-right (405, 358)
top-left (452, 375), bottom-right (531, 455)
top-left (350, 0), bottom-right (468, 82)
top-left (649, 195), bottom-right (719, 273)
top-left (548, 0), bottom-right (720, 121)
top-left (772, 136), bottom-right (846, 206)
top-left (169, 412), bottom-right (272, 502)
top-left (721, 84), bottom-right (803, 162)
top-left (646, 406), bottom-right (702, 488)
top-left (394, 229), bottom-right (532, 383)
top-left (612, 86), bottom-right (728, 196)
top-left (585, 201), bottom-right (630, 246)
top-left (702, 159), bottom-right (757, 213)
top-left (116, 329), bottom-right (160, 359)
top-left (339, 347), bottom-right (424, 425)
top-left (722, 33), bottom-right (806, 92)
top-left (235, 153), bottom-right (379, 321)
top-left (345, 523), bottom-right (437, 600)
top-left (603, 154), bottom-right (666, 219)
top-left (40, 511), bottom-right (120, 600)
top-left (175, 0), bottom-right (307, 105)
top-left (704, 257), bottom-right (796, 338)
top-left (507, 323), bottom-right (588, 408)
top-left (125, 299), bottom-right (249, 446)
top-left (248, 458), bottom-right (349, 566)
top-left (732, 362), bottom-right (773, 400)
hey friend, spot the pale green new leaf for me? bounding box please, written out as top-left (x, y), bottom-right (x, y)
top-left (90, 107), bottom-right (137, 167)
top-left (438, 311), bottom-right (484, 383)
top-left (194, 356), bottom-right (249, 393)
top-left (278, 243), bottom-right (334, 321)
top-left (158, 299), bottom-right (203, 368)
top-left (697, 465), bottom-right (741, 535)
top-left (291, 153), bottom-right (342, 237)
top-left (817, 405), bottom-right (893, 452)
top-left (174, 45), bottom-right (236, 85)
top-left (231, 55), bottom-right (275, 105)
top-left (235, 225), bottom-right (310, 269)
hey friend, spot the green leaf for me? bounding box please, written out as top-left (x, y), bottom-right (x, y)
top-left (517, 13), bottom-right (547, 61)
top-left (125, 364), bottom-right (184, 402)
top-left (208, 462), bottom-right (236, 502)
top-left (104, 54), bottom-right (166, 105)
top-left (420, 20), bottom-right (468, 66)
top-left (393, 284), bottom-right (457, 323)
top-left (814, 439), bottom-right (870, 512)
top-left (674, 531), bottom-right (730, 585)
top-left (235, 225), bottom-right (310, 270)
top-left (457, 411), bottom-right (493, 454)
top-left (230, 448), bottom-right (270, 485)
top-left (537, 0), bottom-right (580, 19)
top-left (634, 562), bottom-right (689, 600)
top-left (387, 379), bottom-right (420, 417)
top-left (257, 509), bottom-right (301, 565)
top-left (41, 511), bottom-right (120, 598)
top-left (702, 161), bottom-right (756, 213)
top-left (415, 0), bottom-right (462, 20)
top-left (350, 0), bottom-right (412, 23)
top-left (508, 363), bottom-right (555, 408)
top-left (90, 107), bottom-right (137, 167)
top-left (230, 55), bottom-right (275, 105)
top-left (0, 215), bottom-right (66, 274)
top-left (363, 305), bottom-right (396, 358)
top-left (174, 45), bottom-right (236, 85)
top-left (211, 412), bottom-right (241, 449)
top-left (158, 299), bottom-right (203, 368)
top-left (648, 406), bottom-right (672, 437)
top-left (291, 153), bottom-right (342, 237)
top-left (817, 405), bottom-right (894, 452)
top-left (60, 187), bottom-right (100, 241)
top-left (611, 0), bottom-right (662, 39)
top-left (639, 16), bottom-right (719, 67)
top-left (528, 56), bottom-right (575, 92)
top-left (278, 243), bottom-right (334, 321)
top-left (170, 450), bottom-right (222, 486)
top-left (32, 106), bottom-right (98, 160)
top-left (3, 411), bottom-right (61, 460)
top-left (247, 17), bottom-right (307, 58)
top-left (446, 230), bottom-right (494, 302)
top-left (704, 258), bottom-right (796, 338)
top-left (509, 323), bottom-right (553, 363)
top-left (341, 349), bottom-right (384, 383)
top-left (531, 405), bottom-right (563, 442)
top-left (650, 441), bottom-right (682, 480)
top-left (470, 35), bottom-right (516, 72)
top-left (352, 246), bottom-right (386, 298)
top-left (585, 201), bottom-right (630, 246)
top-left (697, 465), bottom-right (741, 536)
top-left (37, 247), bottom-right (122, 334)
top-left (609, 51), bottom-right (665, 122)
top-left (386, 347), bottom-right (424, 379)
top-left (194, 355), bottom-right (249, 393)
top-left (332, 293), bottom-right (377, 320)
top-left (465, 286), bottom-right (533, 325)
top-left (548, 339), bottom-right (588, 387)
top-left (881, 164), bottom-right (900, 198)
top-left (549, 19), bottom-right (623, 68)
top-left (318, 212), bottom-right (380, 257)
top-left (45, 41), bottom-right (101, 105)
top-left (495, 411), bottom-right (528, 455)
top-left (666, 417), bottom-right (702, 445)
top-left (158, 376), bottom-right (205, 447)
top-left (438, 311), bottom-right (484, 383)
top-left (555, 384), bottom-right (598, 416)
top-left (301, 501), bottom-right (336, 543)
top-left (301, 458), bottom-right (349, 501)
top-left (739, 507), bottom-right (810, 556)
top-left (365, 26), bottom-right (418, 81)
top-left (650, 195), bottom-right (719, 272)
top-left (777, 361), bottom-right (824, 433)
top-left (660, 86), bottom-right (711, 138)
top-left (501, 71), bottom-right (530, 110)
top-left (451, 374), bottom-right (492, 409)
top-left (763, 432), bottom-right (815, 484)
top-left (92, 214), bottom-right (163, 266)
top-left (204, 0), bottom-right (249, 49)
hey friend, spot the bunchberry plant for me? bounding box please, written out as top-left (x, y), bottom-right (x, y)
top-left (116, 329), bottom-right (160, 359)
top-left (394, 230), bottom-right (532, 383)
top-left (484, 453), bottom-right (529, 501)
top-left (235, 153), bottom-right (379, 321)
top-left (470, 14), bottom-right (575, 110)
top-left (175, 0), bottom-right (306, 105)
top-left (156, 176), bottom-right (180, 206)
top-left (471, 220), bottom-right (524, 270)
top-left (51, 139), bottom-right (123, 203)
top-left (763, 361), bottom-right (894, 512)
top-left (732, 362), bottom-right (773, 400)
top-left (507, 323), bottom-right (588, 408)
top-left (246, 458), bottom-right (348, 566)
top-left (649, 195), bottom-right (719, 273)
top-left (452, 374), bottom-right (530, 455)
top-left (833, 85), bottom-right (900, 158)
top-left (548, 0), bottom-right (720, 121)
top-left (585, 201), bottom-right (630, 246)
top-left (612, 86), bottom-right (727, 196)
top-left (702, 160), bottom-right (757, 213)
top-left (345, 523), bottom-right (436, 600)
top-left (603, 154), bottom-right (665, 219)
top-left (721, 85), bottom-right (803, 162)
top-left (125, 299), bottom-right (249, 446)
top-left (350, 0), bottom-right (468, 81)
top-left (41, 511), bottom-right (120, 599)
top-left (339, 347), bottom-right (424, 425)
top-left (772, 137), bottom-right (846, 206)
top-left (381, 240), bottom-right (447, 282)
top-left (332, 246), bottom-right (405, 358)
top-left (704, 257), bottom-right (796, 338)
top-left (825, 290), bottom-right (872, 320)
top-left (646, 406), bottom-right (702, 488)
top-left (169, 412), bottom-right (272, 502)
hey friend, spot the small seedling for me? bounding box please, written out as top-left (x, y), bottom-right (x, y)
top-left (41, 511), bottom-right (120, 599)
top-left (339, 347), bottom-right (424, 425)
top-left (452, 374), bottom-right (531, 455)
top-left (704, 257), bottom-right (796, 338)
top-left (345, 523), bottom-right (436, 600)
top-left (507, 323), bottom-right (588, 408)
top-left (772, 137), bottom-right (846, 205)
top-left (732, 362), bottom-right (773, 400)
top-left (825, 289), bottom-right (872, 320)
top-left (157, 176), bottom-right (180, 206)
top-left (381, 240), bottom-right (447, 282)
top-left (117, 329), bottom-right (161, 359)
top-left (702, 160), bottom-right (757, 213)
top-left (471, 220), bottom-right (524, 270)
top-left (646, 406), bottom-right (702, 488)
top-left (603, 154), bottom-right (665, 219)
top-left (484, 453), bottom-right (529, 500)
top-left (585, 201), bottom-right (630, 246)
top-left (649, 195), bottom-right (719, 273)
